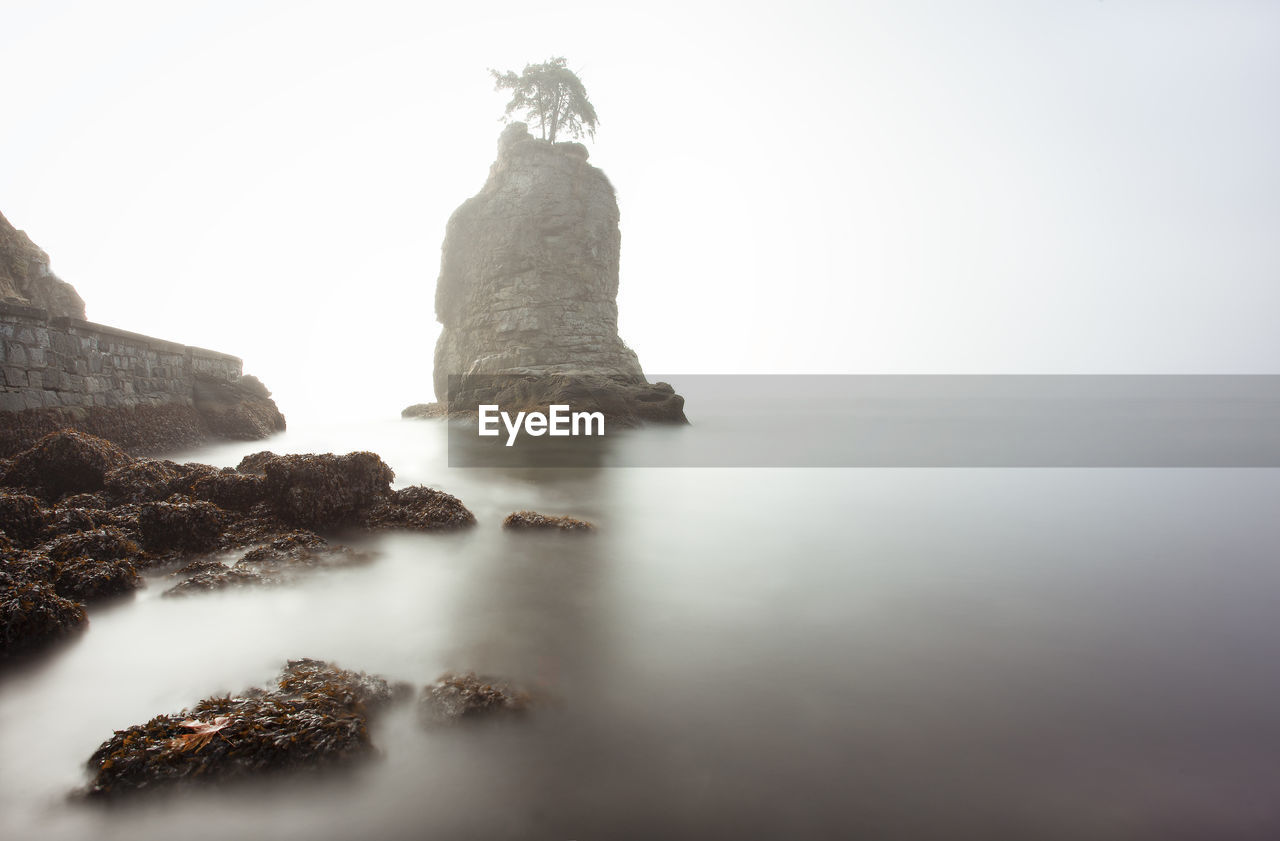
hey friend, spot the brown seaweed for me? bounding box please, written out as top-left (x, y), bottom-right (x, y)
top-left (502, 511), bottom-right (595, 531)
top-left (82, 659), bottom-right (405, 799)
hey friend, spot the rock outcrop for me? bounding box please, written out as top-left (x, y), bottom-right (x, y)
top-left (0, 211), bottom-right (85, 319)
top-left (0, 211), bottom-right (285, 455)
top-left (429, 123), bottom-right (685, 425)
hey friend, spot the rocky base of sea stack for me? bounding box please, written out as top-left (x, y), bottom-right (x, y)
top-left (405, 373), bottom-right (687, 428)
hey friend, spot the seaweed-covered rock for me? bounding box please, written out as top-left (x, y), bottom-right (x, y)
top-left (364, 486), bottom-right (477, 531)
top-left (1, 570), bottom-right (88, 658)
top-left (43, 527), bottom-right (140, 564)
top-left (103, 460), bottom-right (182, 504)
top-left (4, 552), bottom-right (56, 584)
top-left (190, 472), bottom-right (266, 511)
top-left (261, 452), bottom-right (394, 528)
top-left (137, 499), bottom-right (226, 552)
top-left (164, 566), bottom-right (271, 596)
top-left (0, 491), bottom-right (49, 545)
top-left (502, 511), bottom-right (595, 531)
top-left (235, 451), bottom-right (278, 476)
top-left (60, 493), bottom-right (108, 511)
top-left (164, 531), bottom-right (367, 597)
top-left (45, 507), bottom-right (103, 538)
top-left (54, 558), bottom-right (140, 602)
top-left (238, 530), bottom-right (328, 565)
top-left (1, 430), bottom-right (132, 499)
top-left (173, 558), bottom-right (232, 577)
top-left (82, 659), bottom-right (401, 799)
top-left (418, 672), bottom-right (531, 725)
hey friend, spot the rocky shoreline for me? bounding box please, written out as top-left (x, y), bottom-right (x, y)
top-left (0, 427), bottom-right (592, 801)
top-left (0, 430), bottom-right (475, 661)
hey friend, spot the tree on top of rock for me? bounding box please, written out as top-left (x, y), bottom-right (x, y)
top-left (490, 57), bottom-right (599, 143)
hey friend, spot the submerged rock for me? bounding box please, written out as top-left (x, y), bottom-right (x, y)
top-left (502, 511), bottom-right (595, 531)
top-left (82, 659), bottom-right (404, 799)
top-left (163, 530), bottom-right (368, 597)
top-left (418, 672), bottom-right (531, 725)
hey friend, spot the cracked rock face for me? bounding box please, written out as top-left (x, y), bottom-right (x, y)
top-left (432, 124), bottom-right (685, 424)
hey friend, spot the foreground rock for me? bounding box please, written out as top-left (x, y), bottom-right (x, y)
top-left (0, 569), bottom-right (87, 658)
top-left (418, 672), bottom-right (531, 725)
top-left (82, 659), bottom-right (405, 799)
top-left (0, 431), bottom-right (476, 658)
top-left (502, 511), bottom-right (595, 531)
top-left (425, 123), bottom-right (686, 427)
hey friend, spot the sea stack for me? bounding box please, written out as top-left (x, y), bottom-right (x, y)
top-left (429, 123), bottom-right (686, 425)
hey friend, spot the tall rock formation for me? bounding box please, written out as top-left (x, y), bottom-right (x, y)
top-left (0, 211), bottom-right (86, 319)
top-left (430, 123), bottom-right (685, 425)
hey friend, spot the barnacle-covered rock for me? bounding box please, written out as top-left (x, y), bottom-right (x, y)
top-left (81, 659), bottom-right (402, 799)
top-left (137, 498), bottom-right (226, 552)
top-left (364, 486), bottom-right (476, 531)
top-left (1, 570), bottom-right (88, 658)
top-left (190, 472), bottom-right (266, 511)
top-left (261, 452), bottom-right (394, 528)
top-left (0, 430), bottom-right (132, 499)
top-left (0, 491), bottom-right (49, 546)
top-left (418, 672), bottom-right (531, 725)
top-left (502, 511), bottom-right (595, 531)
top-left (54, 558), bottom-right (140, 602)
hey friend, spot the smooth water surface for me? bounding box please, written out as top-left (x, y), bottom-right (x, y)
top-left (2, 417), bottom-right (1279, 840)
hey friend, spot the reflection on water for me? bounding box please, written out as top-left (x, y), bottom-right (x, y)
top-left (3, 417), bottom-right (1280, 839)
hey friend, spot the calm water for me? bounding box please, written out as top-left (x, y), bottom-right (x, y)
top-left (2, 416), bottom-right (1280, 839)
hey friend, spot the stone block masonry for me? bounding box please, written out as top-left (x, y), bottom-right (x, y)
top-left (0, 302), bottom-right (285, 455)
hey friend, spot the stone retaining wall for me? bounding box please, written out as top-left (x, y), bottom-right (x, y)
top-left (0, 302), bottom-right (242, 413)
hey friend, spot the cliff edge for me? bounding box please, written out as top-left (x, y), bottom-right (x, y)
top-left (0, 212), bottom-right (285, 455)
top-left (0, 211), bottom-right (86, 319)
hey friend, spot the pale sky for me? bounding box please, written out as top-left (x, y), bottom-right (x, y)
top-left (2, 0), bottom-right (1277, 421)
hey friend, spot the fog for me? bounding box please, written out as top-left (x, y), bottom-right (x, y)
top-left (2, 0), bottom-right (1278, 420)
